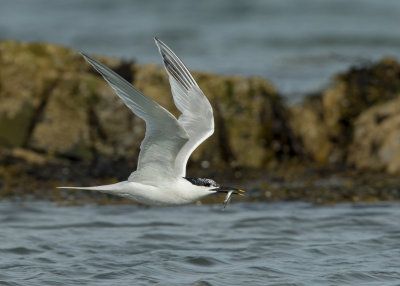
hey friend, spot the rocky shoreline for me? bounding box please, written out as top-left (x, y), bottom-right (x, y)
top-left (1, 41), bottom-right (400, 205)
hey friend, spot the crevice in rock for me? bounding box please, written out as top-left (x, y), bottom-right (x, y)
top-left (375, 114), bottom-right (389, 124)
top-left (262, 93), bottom-right (303, 161)
top-left (213, 102), bottom-right (236, 165)
top-left (113, 60), bottom-right (135, 83)
top-left (87, 107), bottom-right (108, 165)
top-left (88, 107), bottom-right (108, 141)
top-left (22, 79), bottom-right (59, 148)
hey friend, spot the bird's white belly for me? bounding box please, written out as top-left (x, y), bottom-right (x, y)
top-left (114, 181), bottom-right (205, 206)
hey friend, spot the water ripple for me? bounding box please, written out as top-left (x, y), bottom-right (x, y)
top-left (1, 202), bottom-right (400, 285)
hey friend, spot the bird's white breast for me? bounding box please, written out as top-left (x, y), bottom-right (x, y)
top-left (113, 179), bottom-right (213, 206)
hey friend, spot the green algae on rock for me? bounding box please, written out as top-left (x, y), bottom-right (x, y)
top-left (132, 63), bottom-right (298, 169)
top-left (348, 96), bottom-right (400, 173)
top-left (289, 58), bottom-right (400, 165)
top-left (0, 40), bottom-right (297, 198)
top-left (1, 40), bottom-right (400, 204)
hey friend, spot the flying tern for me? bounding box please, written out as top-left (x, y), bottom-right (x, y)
top-left (59, 38), bottom-right (244, 207)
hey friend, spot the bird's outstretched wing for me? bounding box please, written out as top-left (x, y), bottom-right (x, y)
top-left (154, 38), bottom-right (214, 177)
top-left (81, 54), bottom-right (189, 183)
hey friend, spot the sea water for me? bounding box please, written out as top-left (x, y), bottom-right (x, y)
top-left (1, 201), bottom-right (399, 285)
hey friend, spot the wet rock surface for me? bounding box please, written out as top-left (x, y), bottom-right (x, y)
top-left (1, 41), bottom-right (400, 204)
top-left (289, 58), bottom-right (400, 165)
top-left (348, 96), bottom-right (400, 173)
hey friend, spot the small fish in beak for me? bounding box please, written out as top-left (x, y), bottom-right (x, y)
top-left (213, 186), bottom-right (245, 208)
top-left (223, 190), bottom-right (234, 208)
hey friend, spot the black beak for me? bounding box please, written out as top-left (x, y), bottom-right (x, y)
top-left (212, 186), bottom-right (245, 196)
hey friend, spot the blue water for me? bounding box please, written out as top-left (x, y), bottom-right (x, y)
top-left (1, 0), bottom-right (400, 103)
top-left (1, 202), bottom-right (399, 285)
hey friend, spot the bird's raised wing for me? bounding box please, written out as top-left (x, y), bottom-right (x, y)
top-left (81, 54), bottom-right (189, 183)
top-left (154, 38), bottom-right (214, 177)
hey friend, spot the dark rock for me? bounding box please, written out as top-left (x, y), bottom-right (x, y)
top-left (290, 58), bottom-right (400, 164)
top-left (0, 40), bottom-right (299, 193)
top-left (348, 96), bottom-right (400, 173)
top-left (3, 40), bottom-right (400, 204)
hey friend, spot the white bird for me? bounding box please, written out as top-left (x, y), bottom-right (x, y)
top-left (59, 38), bottom-right (244, 207)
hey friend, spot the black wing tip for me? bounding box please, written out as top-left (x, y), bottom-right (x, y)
top-left (80, 52), bottom-right (95, 65)
top-left (154, 37), bottom-right (170, 53)
top-left (80, 52), bottom-right (89, 59)
top-left (154, 36), bottom-right (163, 48)
top-left (79, 52), bottom-right (110, 79)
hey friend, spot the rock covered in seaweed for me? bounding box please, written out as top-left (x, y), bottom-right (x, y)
top-left (0, 41), bottom-right (128, 161)
top-left (0, 40), bottom-right (298, 180)
top-left (134, 64), bottom-right (298, 169)
top-left (289, 58), bottom-right (400, 165)
top-left (348, 96), bottom-right (400, 173)
top-left (2, 40), bottom-right (400, 202)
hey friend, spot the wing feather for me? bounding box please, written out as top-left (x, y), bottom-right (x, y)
top-left (81, 53), bottom-right (189, 183)
top-left (154, 38), bottom-right (214, 177)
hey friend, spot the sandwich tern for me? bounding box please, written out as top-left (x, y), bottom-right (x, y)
top-left (59, 38), bottom-right (244, 207)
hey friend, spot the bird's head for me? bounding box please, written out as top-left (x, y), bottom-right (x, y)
top-left (184, 177), bottom-right (245, 207)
